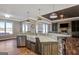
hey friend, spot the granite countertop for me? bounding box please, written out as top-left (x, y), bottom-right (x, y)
top-left (27, 35), bottom-right (58, 42)
top-left (48, 33), bottom-right (71, 37)
top-left (38, 36), bottom-right (57, 42)
top-left (27, 35), bottom-right (36, 42)
top-left (17, 33), bottom-right (71, 42)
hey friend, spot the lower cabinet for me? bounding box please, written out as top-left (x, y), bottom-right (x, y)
top-left (35, 37), bottom-right (58, 55)
top-left (26, 40), bottom-right (58, 55)
top-left (17, 35), bottom-right (27, 47)
top-left (16, 36), bottom-right (58, 55)
top-left (38, 42), bottom-right (58, 55)
top-left (27, 40), bottom-right (36, 52)
top-left (30, 42), bottom-right (36, 52)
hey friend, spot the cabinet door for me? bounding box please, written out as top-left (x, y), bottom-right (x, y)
top-left (72, 20), bottom-right (79, 31)
top-left (52, 23), bottom-right (58, 32)
top-left (17, 36), bottom-right (26, 47)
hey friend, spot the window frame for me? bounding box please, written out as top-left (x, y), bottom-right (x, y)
top-left (6, 21), bottom-right (13, 35)
top-left (0, 20), bottom-right (13, 36)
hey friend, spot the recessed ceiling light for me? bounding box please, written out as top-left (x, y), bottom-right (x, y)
top-left (4, 14), bottom-right (11, 18)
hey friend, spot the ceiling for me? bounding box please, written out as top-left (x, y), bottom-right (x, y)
top-left (0, 4), bottom-right (76, 21)
top-left (43, 5), bottom-right (79, 20)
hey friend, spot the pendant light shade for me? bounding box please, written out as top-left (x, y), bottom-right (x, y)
top-left (37, 8), bottom-right (42, 20)
top-left (50, 5), bottom-right (57, 19)
top-left (50, 13), bottom-right (57, 18)
top-left (60, 14), bottom-right (64, 19)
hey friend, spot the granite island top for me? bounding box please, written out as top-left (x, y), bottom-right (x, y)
top-left (17, 33), bottom-right (71, 43)
top-left (27, 35), bottom-right (58, 42)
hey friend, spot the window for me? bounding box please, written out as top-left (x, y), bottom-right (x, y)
top-left (0, 21), bottom-right (5, 36)
top-left (6, 22), bottom-right (13, 34)
top-left (43, 24), bottom-right (46, 33)
top-left (36, 24), bottom-right (38, 33)
top-left (0, 21), bottom-right (13, 36)
top-left (37, 23), bottom-right (43, 33)
top-left (25, 24), bottom-right (28, 32)
top-left (36, 23), bottom-right (48, 34)
top-left (43, 23), bottom-right (48, 34)
top-left (22, 24), bottom-right (25, 33)
top-left (22, 23), bottom-right (28, 33)
top-left (45, 24), bottom-right (48, 33)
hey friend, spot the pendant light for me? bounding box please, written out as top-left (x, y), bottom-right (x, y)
top-left (26, 11), bottom-right (30, 22)
top-left (60, 14), bottom-right (64, 19)
top-left (37, 8), bottom-right (42, 20)
top-left (27, 11), bottom-right (30, 18)
top-left (50, 4), bottom-right (57, 19)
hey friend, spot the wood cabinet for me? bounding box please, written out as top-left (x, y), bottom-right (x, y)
top-left (17, 35), bottom-right (27, 47)
top-left (27, 37), bottom-right (59, 55)
top-left (72, 20), bottom-right (79, 37)
top-left (40, 42), bottom-right (58, 55)
top-left (27, 40), bottom-right (36, 52)
top-left (52, 23), bottom-right (58, 32)
top-left (16, 35), bottom-right (58, 55)
top-left (35, 37), bottom-right (58, 55)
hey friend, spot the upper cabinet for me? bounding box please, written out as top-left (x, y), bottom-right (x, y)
top-left (71, 20), bottom-right (79, 37)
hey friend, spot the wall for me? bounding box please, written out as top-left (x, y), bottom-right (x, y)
top-left (13, 21), bottom-right (21, 36)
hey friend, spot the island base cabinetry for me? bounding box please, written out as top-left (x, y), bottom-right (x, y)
top-left (26, 40), bottom-right (58, 55)
top-left (26, 40), bottom-right (36, 52)
top-left (37, 42), bottom-right (58, 55)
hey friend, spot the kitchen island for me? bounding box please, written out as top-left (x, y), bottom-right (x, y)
top-left (17, 33), bottom-right (71, 55)
top-left (26, 35), bottom-right (58, 55)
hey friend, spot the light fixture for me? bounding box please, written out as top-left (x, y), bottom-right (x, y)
top-left (38, 17), bottom-right (42, 20)
top-left (60, 14), bottom-right (64, 19)
top-left (26, 11), bottom-right (31, 22)
top-left (4, 14), bottom-right (11, 18)
top-left (27, 11), bottom-right (30, 18)
top-left (50, 4), bottom-right (57, 19)
top-left (37, 8), bottom-right (42, 20)
top-left (50, 13), bottom-right (57, 18)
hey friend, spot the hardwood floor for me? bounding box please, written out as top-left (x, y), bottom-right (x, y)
top-left (0, 39), bottom-right (36, 55)
top-left (63, 37), bottom-right (79, 55)
top-left (1, 37), bottom-right (79, 55)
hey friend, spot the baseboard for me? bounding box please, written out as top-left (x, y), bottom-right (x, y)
top-left (0, 37), bottom-right (16, 41)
